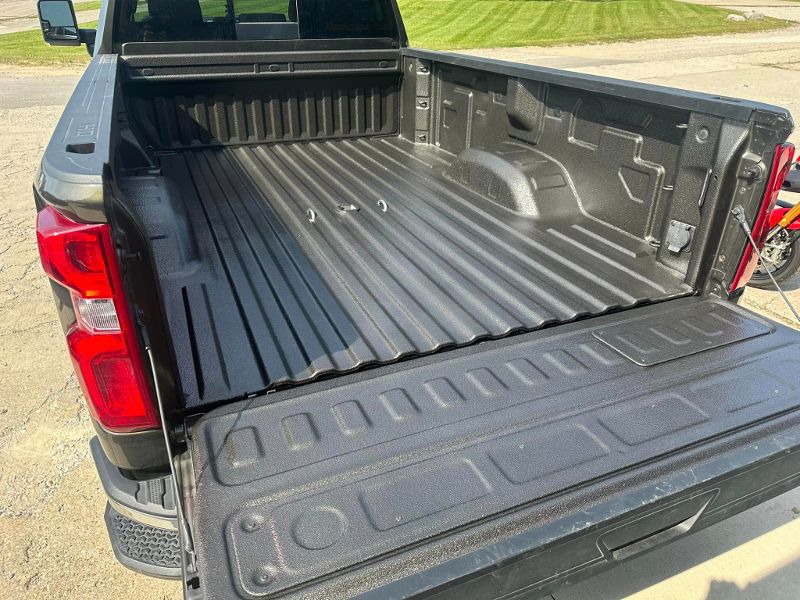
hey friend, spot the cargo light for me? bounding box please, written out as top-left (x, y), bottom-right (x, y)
top-left (36, 206), bottom-right (159, 433)
top-left (729, 143), bottom-right (795, 292)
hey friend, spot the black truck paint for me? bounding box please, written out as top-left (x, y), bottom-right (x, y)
top-left (33, 1), bottom-right (800, 598)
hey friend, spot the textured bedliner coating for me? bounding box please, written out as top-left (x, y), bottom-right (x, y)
top-left (122, 137), bottom-right (691, 408)
top-left (188, 298), bottom-right (800, 599)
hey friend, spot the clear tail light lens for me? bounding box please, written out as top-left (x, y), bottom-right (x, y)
top-left (36, 206), bottom-right (159, 433)
top-left (74, 296), bottom-right (121, 332)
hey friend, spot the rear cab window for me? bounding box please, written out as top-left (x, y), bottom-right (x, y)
top-left (115, 0), bottom-right (399, 43)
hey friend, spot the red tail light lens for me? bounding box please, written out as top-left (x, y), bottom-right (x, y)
top-left (37, 206), bottom-right (160, 433)
top-left (36, 207), bottom-right (113, 298)
top-left (728, 143), bottom-right (795, 292)
top-left (67, 327), bottom-right (159, 430)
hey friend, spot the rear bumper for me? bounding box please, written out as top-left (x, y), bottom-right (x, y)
top-left (91, 438), bottom-right (181, 579)
top-left (92, 419), bottom-right (169, 472)
top-left (362, 419), bottom-right (800, 600)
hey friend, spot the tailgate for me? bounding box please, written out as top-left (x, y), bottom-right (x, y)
top-left (183, 298), bottom-right (800, 599)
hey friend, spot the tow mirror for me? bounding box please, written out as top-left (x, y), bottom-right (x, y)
top-left (37, 0), bottom-right (88, 47)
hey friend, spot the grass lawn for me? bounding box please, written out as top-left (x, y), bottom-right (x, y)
top-left (0, 0), bottom-right (790, 67)
top-left (72, 1), bottom-right (103, 10)
top-left (0, 23), bottom-right (97, 67)
top-left (400, 0), bottom-right (789, 49)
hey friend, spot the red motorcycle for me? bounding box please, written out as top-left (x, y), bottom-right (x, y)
top-left (749, 163), bottom-right (800, 287)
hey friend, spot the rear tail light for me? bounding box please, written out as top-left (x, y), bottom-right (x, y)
top-left (728, 142), bottom-right (795, 292)
top-left (36, 206), bottom-right (159, 433)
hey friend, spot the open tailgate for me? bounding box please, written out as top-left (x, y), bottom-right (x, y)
top-left (183, 297), bottom-right (800, 599)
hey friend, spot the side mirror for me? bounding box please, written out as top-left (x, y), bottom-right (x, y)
top-left (38, 0), bottom-right (81, 46)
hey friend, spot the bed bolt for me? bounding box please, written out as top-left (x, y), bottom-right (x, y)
top-left (743, 164), bottom-right (764, 182)
top-left (696, 128), bottom-right (709, 142)
top-left (242, 514), bottom-right (264, 533)
top-left (419, 101), bottom-right (428, 109)
top-left (419, 65), bottom-right (430, 73)
top-left (377, 199), bottom-right (388, 212)
top-left (252, 565), bottom-right (277, 587)
top-left (418, 134), bottom-right (427, 142)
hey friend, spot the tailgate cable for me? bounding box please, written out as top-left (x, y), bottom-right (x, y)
top-left (732, 206), bottom-right (800, 323)
top-left (143, 334), bottom-right (198, 578)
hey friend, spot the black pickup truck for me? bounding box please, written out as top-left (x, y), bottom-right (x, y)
top-left (33, 0), bottom-right (800, 598)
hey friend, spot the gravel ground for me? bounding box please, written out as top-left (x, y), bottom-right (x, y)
top-left (2, 19), bottom-right (800, 599)
top-left (0, 67), bottom-right (180, 600)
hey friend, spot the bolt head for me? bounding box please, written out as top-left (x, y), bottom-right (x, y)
top-left (242, 514), bottom-right (264, 533)
top-left (252, 565), bottom-right (277, 587)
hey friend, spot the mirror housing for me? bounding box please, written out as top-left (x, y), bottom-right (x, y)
top-left (37, 0), bottom-right (95, 52)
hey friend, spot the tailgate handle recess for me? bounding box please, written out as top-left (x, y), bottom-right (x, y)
top-left (601, 491), bottom-right (716, 561)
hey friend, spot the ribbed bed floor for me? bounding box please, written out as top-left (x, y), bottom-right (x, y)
top-left (131, 137), bottom-right (692, 408)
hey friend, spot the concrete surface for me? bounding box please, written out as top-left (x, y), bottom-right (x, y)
top-left (2, 10), bottom-right (800, 600)
top-left (0, 0), bottom-right (42, 19)
top-left (0, 10), bottom-right (100, 35)
top-left (682, 0), bottom-right (800, 21)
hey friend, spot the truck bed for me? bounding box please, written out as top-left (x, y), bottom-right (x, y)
top-left (123, 137), bottom-right (691, 408)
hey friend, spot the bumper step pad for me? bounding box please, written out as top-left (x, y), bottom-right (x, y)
top-left (105, 503), bottom-right (181, 579)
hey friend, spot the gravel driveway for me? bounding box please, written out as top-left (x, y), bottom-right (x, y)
top-left (2, 19), bottom-right (800, 599)
top-left (0, 67), bottom-right (180, 600)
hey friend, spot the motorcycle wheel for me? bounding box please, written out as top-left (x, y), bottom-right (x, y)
top-left (749, 237), bottom-right (800, 288)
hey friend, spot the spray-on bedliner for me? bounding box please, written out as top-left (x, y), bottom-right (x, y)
top-left (187, 298), bottom-right (800, 600)
top-left (123, 136), bottom-right (691, 408)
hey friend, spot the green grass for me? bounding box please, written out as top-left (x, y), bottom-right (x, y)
top-left (198, 0), bottom-right (291, 17)
top-left (72, 1), bottom-right (103, 11)
top-left (399, 0), bottom-right (789, 49)
top-left (0, 22), bottom-right (97, 67)
top-left (0, 0), bottom-right (789, 67)
top-left (0, 0), bottom-right (102, 67)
